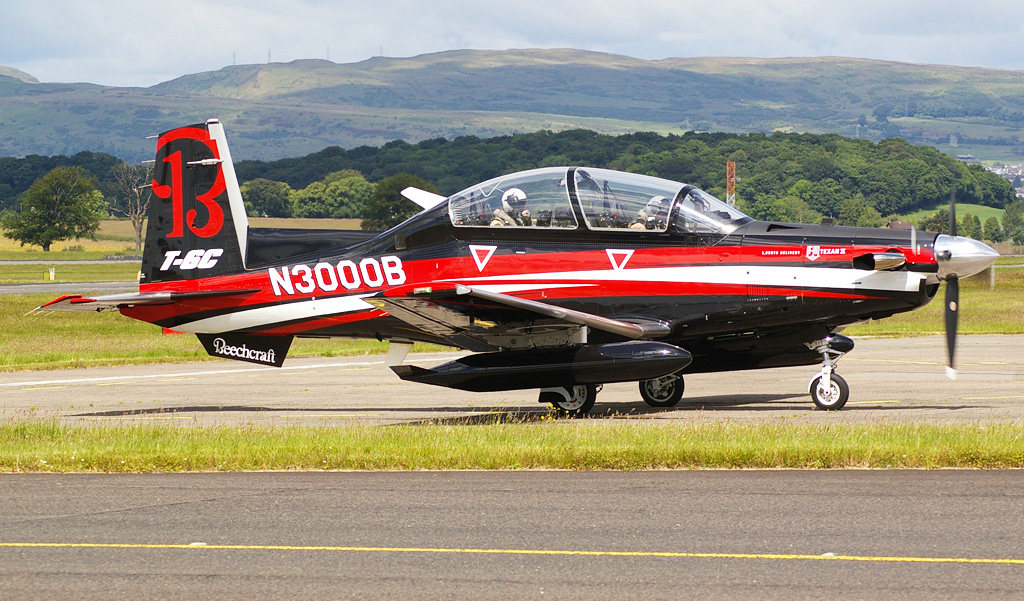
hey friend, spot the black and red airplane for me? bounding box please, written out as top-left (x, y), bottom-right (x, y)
top-left (38, 119), bottom-right (999, 415)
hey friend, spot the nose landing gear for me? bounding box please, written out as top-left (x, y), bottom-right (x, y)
top-left (806, 335), bottom-right (854, 410)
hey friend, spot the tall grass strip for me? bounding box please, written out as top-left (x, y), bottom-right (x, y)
top-left (1, 421), bottom-right (1022, 472)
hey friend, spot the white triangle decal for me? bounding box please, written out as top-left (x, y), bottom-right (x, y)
top-left (469, 245), bottom-right (497, 272)
top-left (606, 249), bottom-right (634, 271)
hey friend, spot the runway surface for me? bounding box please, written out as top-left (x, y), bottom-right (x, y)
top-left (2, 335), bottom-right (1023, 425)
top-left (3, 338), bottom-right (1023, 599)
top-left (2, 471), bottom-right (1023, 600)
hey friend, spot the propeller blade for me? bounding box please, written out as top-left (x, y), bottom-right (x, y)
top-left (944, 275), bottom-right (959, 380)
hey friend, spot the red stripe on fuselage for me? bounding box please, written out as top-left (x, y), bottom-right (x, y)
top-left (123, 244), bottom-right (912, 327)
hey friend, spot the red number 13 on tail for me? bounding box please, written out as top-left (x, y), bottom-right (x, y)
top-left (151, 128), bottom-right (226, 239)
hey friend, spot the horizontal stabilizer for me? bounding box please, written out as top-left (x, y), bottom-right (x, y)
top-left (33, 289), bottom-right (261, 313)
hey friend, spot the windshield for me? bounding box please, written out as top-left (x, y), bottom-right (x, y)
top-left (671, 187), bottom-right (750, 236)
top-left (574, 168), bottom-right (749, 236)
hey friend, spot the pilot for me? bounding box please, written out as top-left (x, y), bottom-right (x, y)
top-left (490, 188), bottom-right (532, 226)
top-left (629, 196), bottom-right (669, 230)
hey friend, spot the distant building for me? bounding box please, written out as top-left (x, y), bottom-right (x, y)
top-left (886, 219), bottom-right (915, 230)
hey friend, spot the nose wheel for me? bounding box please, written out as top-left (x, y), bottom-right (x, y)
top-left (810, 372), bottom-right (849, 410)
top-left (806, 336), bottom-right (852, 411)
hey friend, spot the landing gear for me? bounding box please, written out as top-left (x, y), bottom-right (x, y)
top-left (810, 373), bottom-right (849, 410)
top-left (806, 336), bottom-right (854, 411)
top-left (639, 370), bottom-right (685, 407)
top-left (540, 384), bottom-right (598, 417)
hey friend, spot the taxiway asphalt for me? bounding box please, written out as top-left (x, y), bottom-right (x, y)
top-left (2, 471), bottom-right (1023, 600)
top-left (3, 337), bottom-right (1023, 599)
top-left (2, 335), bottom-right (1023, 425)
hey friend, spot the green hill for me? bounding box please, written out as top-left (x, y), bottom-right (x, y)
top-left (0, 66), bottom-right (38, 83)
top-left (3, 49), bottom-right (1024, 161)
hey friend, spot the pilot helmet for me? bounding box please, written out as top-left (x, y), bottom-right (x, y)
top-left (502, 188), bottom-right (528, 213)
top-left (646, 195), bottom-right (669, 217)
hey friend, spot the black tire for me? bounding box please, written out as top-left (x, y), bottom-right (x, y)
top-left (810, 373), bottom-right (849, 410)
top-left (542, 384), bottom-right (597, 417)
top-left (639, 371), bottom-right (685, 407)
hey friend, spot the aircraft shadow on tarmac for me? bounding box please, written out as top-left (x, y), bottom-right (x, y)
top-left (69, 393), bottom-right (982, 423)
top-left (71, 393), bottom-right (823, 422)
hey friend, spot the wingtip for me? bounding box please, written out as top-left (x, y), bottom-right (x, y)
top-left (945, 366), bottom-right (958, 380)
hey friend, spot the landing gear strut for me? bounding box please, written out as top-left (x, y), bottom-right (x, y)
top-left (807, 336), bottom-right (853, 410)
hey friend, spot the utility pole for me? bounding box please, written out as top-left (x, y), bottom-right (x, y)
top-left (726, 161), bottom-right (737, 207)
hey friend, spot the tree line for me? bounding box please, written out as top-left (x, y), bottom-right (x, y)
top-left (2, 130), bottom-right (1022, 251)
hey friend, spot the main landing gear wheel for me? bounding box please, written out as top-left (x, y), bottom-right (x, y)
top-left (639, 371), bottom-right (685, 407)
top-left (810, 373), bottom-right (849, 411)
top-left (541, 384), bottom-right (598, 417)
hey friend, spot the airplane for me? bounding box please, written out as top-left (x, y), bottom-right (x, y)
top-left (36, 119), bottom-right (1000, 415)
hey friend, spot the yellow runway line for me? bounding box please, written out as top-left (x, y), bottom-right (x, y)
top-left (80, 416), bottom-right (195, 421)
top-left (1, 542), bottom-right (1022, 565)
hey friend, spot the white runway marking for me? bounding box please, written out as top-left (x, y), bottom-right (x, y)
top-left (0, 355), bottom-right (463, 389)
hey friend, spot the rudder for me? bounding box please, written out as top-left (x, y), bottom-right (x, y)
top-left (141, 119), bottom-right (249, 283)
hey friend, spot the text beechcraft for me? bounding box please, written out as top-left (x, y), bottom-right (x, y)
top-left (37, 120), bottom-right (999, 415)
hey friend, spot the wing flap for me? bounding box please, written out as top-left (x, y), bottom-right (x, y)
top-left (369, 283), bottom-right (671, 351)
top-left (366, 296), bottom-right (498, 352)
top-left (455, 285), bottom-right (671, 340)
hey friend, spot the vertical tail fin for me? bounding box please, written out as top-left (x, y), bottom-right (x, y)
top-left (141, 119), bottom-right (249, 284)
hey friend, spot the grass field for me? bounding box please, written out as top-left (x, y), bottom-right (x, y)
top-left (0, 262), bottom-right (141, 284)
top-left (2, 421), bottom-right (1022, 472)
top-left (898, 202), bottom-right (1005, 227)
top-left (0, 217), bottom-right (361, 260)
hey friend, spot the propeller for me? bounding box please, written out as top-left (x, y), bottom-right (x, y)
top-left (944, 187), bottom-right (959, 380)
top-left (933, 186), bottom-right (1000, 380)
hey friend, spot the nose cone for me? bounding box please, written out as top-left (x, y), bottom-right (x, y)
top-left (934, 234), bottom-right (1000, 279)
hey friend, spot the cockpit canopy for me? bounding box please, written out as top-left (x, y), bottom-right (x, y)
top-left (447, 167), bottom-right (749, 239)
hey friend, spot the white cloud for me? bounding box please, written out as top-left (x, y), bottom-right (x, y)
top-left (2, 0), bottom-right (1023, 87)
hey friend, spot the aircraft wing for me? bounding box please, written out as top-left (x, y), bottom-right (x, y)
top-left (368, 283), bottom-right (671, 351)
top-left (32, 289), bottom-right (261, 314)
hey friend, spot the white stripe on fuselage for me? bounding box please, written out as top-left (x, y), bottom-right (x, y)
top-left (172, 294), bottom-right (376, 333)
top-left (451, 265), bottom-right (926, 294)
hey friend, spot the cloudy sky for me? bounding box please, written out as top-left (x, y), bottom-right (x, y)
top-left (3, 0), bottom-right (1023, 87)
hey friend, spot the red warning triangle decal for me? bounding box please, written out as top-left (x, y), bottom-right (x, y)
top-left (606, 249), bottom-right (634, 270)
top-left (469, 245), bottom-right (497, 272)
